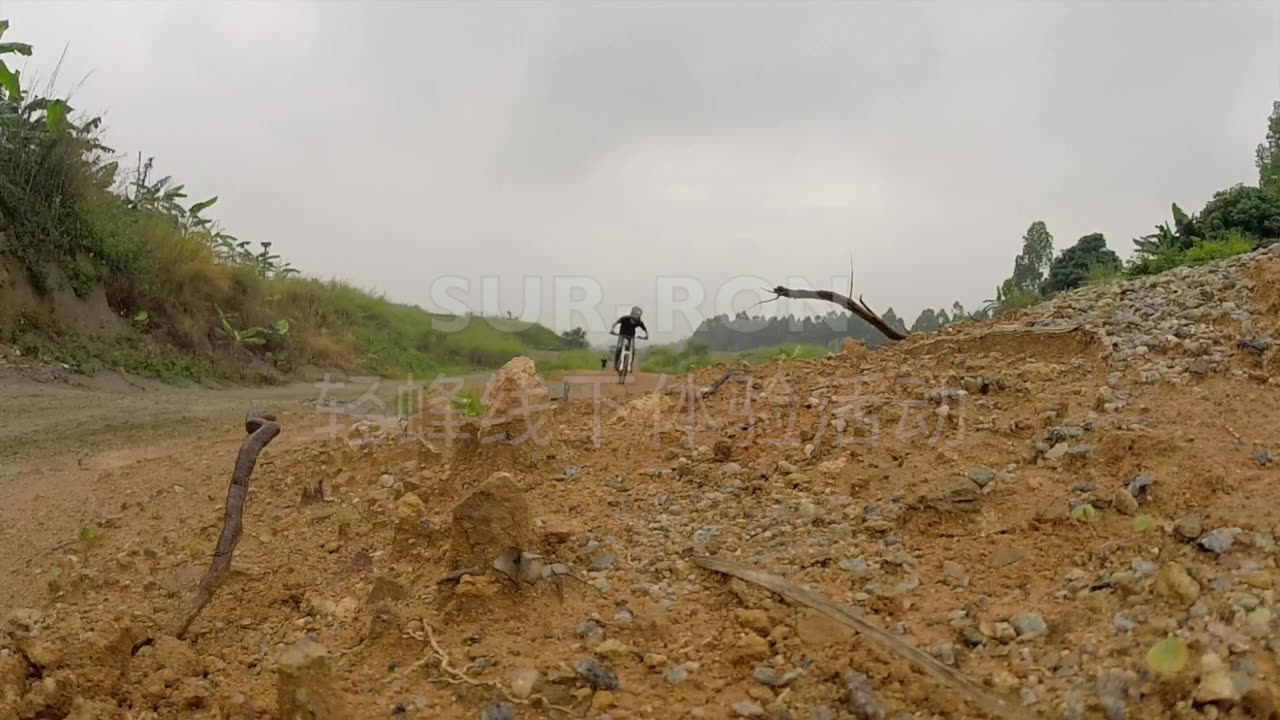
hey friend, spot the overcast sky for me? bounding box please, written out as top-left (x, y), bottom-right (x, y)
top-left (4, 1), bottom-right (1279, 342)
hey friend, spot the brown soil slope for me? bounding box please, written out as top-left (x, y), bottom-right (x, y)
top-left (2, 246), bottom-right (1280, 720)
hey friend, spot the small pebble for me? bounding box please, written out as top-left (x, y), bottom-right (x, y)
top-left (1126, 474), bottom-right (1153, 501)
top-left (1012, 613), bottom-right (1047, 639)
top-left (480, 702), bottom-right (516, 720)
top-left (1131, 559), bottom-right (1157, 576)
top-left (1097, 671), bottom-right (1129, 720)
top-left (931, 642), bottom-right (956, 666)
top-left (844, 672), bottom-right (885, 719)
top-left (509, 669), bottom-right (539, 699)
top-left (575, 658), bottom-right (619, 690)
top-left (969, 468), bottom-right (996, 488)
top-left (991, 547), bottom-right (1026, 568)
top-left (1200, 528), bottom-right (1240, 554)
top-left (1060, 691), bottom-right (1086, 720)
top-left (753, 667), bottom-right (781, 687)
top-left (1174, 514), bottom-right (1203, 540)
top-left (838, 558), bottom-right (871, 576)
top-left (576, 620), bottom-right (602, 639)
top-left (733, 701), bottom-right (766, 718)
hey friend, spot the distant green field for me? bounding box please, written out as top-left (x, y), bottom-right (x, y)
top-left (736, 344), bottom-right (830, 365)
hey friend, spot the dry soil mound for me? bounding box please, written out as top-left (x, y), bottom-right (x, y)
top-left (3, 245), bottom-right (1280, 720)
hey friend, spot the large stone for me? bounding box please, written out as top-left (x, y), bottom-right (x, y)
top-left (448, 472), bottom-right (535, 569)
top-left (1155, 562), bottom-right (1201, 604)
top-left (482, 357), bottom-right (550, 434)
top-left (451, 358), bottom-right (555, 484)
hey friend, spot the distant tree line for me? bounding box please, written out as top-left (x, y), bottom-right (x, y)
top-left (688, 100), bottom-right (1280, 352)
top-left (691, 307), bottom-right (914, 351)
top-left (984, 100), bottom-right (1280, 316)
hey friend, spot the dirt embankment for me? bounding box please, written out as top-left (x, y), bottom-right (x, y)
top-left (1, 246), bottom-right (1279, 720)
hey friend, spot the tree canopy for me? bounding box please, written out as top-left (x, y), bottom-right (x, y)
top-left (1257, 100), bottom-right (1280, 196)
top-left (1043, 233), bottom-right (1122, 295)
top-left (1001, 221), bottom-right (1055, 297)
top-left (1197, 184), bottom-right (1280, 243)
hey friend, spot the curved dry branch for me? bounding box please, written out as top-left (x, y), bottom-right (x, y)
top-left (172, 411), bottom-right (281, 638)
top-left (701, 369), bottom-right (745, 398)
top-left (770, 286), bottom-right (908, 342)
top-left (692, 555), bottom-right (1035, 720)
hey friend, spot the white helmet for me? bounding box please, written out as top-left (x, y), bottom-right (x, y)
top-left (630, 306), bottom-right (642, 318)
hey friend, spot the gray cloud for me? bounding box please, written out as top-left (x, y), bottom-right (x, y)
top-left (5, 0), bottom-right (1278, 341)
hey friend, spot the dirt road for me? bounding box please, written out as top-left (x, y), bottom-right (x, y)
top-left (0, 363), bottom-right (668, 609)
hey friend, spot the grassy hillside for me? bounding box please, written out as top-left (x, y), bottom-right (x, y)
top-left (0, 21), bottom-right (576, 383)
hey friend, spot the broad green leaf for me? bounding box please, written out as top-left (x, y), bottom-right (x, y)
top-left (0, 59), bottom-right (21, 100)
top-left (45, 98), bottom-right (68, 132)
top-left (0, 41), bottom-right (33, 56)
top-left (1133, 514), bottom-right (1156, 532)
top-left (0, 19), bottom-right (9, 38)
top-left (1145, 637), bottom-right (1188, 676)
top-left (271, 319), bottom-right (290, 336)
top-left (97, 160), bottom-right (119, 183)
top-left (241, 336), bottom-right (267, 346)
top-left (189, 196), bottom-right (218, 216)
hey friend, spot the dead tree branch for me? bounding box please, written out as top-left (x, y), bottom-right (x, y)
top-left (768, 286), bottom-right (907, 342)
top-left (172, 411), bottom-right (281, 639)
top-left (692, 556), bottom-right (1035, 720)
top-left (701, 370), bottom-right (745, 398)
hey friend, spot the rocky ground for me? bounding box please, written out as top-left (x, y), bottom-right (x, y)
top-left (2, 245), bottom-right (1279, 720)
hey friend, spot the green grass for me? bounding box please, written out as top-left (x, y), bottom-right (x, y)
top-left (453, 388), bottom-right (486, 417)
top-left (266, 278), bottom-right (567, 377)
top-left (0, 21), bottom-right (574, 386)
top-left (105, 344), bottom-right (212, 384)
top-left (9, 321), bottom-right (213, 384)
top-left (639, 341), bottom-right (717, 374)
top-left (1128, 233), bottom-right (1255, 277)
top-left (1182, 234), bottom-right (1255, 264)
top-left (737, 344), bottom-right (830, 365)
top-left (1085, 264), bottom-right (1124, 287)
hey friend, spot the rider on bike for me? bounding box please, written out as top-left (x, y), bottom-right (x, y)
top-left (609, 306), bottom-right (649, 370)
